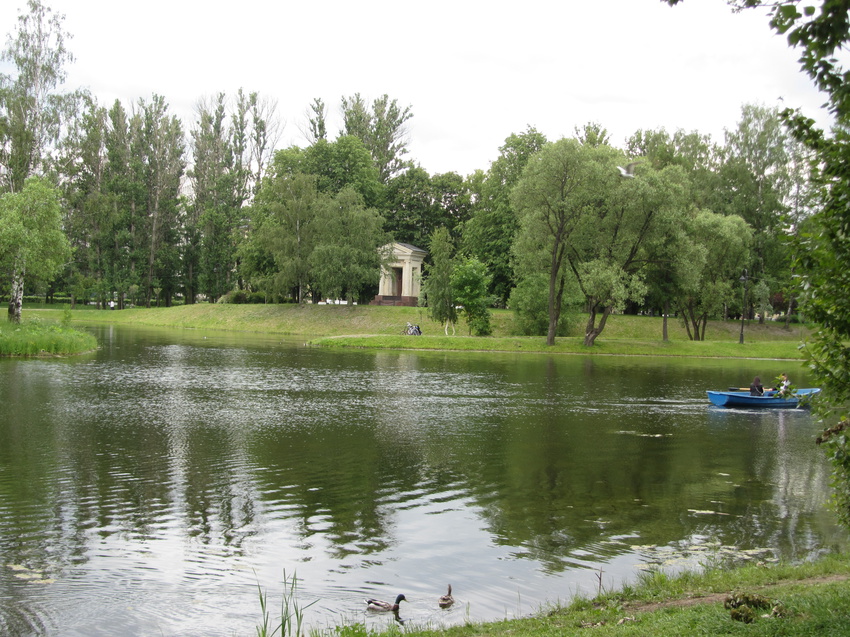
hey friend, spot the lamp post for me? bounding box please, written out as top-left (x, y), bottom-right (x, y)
top-left (739, 269), bottom-right (749, 345)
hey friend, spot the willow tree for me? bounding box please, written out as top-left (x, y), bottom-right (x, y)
top-left (512, 138), bottom-right (689, 346)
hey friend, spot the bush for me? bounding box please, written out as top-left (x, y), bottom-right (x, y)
top-left (219, 289), bottom-right (270, 304)
top-left (509, 273), bottom-right (578, 337)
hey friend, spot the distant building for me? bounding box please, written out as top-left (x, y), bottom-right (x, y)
top-left (371, 242), bottom-right (427, 307)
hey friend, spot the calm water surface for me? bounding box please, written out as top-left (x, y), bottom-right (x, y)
top-left (0, 325), bottom-right (845, 635)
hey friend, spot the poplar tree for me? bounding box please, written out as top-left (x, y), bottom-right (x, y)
top-left (421, 227), bottom-right (457, 335)
top-left (341, 93), bottom-right (413, 183)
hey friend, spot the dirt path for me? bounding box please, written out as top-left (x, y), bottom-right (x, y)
top-left (624, 574), bottom-right (850, 613)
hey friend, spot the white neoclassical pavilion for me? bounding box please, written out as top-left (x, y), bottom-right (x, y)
top-left (371, 242), bottom-right (427, 306)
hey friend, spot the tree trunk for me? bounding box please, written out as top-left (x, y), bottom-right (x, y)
top-left (546, 272), bottom-right (560, 346)
top-left (7, 268), bottom-right (24, 323)
top-left (662, 299), bottom-right (669, 342)
top-left (583, 305), bottom-right (612, 346)
top-left (682, 302), bottom-right (697, 341)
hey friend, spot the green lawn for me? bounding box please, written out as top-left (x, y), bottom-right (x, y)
top-left (27, 303), bottom-right (812, 359)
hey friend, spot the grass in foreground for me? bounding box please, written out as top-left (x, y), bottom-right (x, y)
top-left (0, 317), bottom-right (97, 356)
top-left (269, 553), bottom-right (850, 637)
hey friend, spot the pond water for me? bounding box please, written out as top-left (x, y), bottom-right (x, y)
top-left (0, 325), bottom-right (845, 636)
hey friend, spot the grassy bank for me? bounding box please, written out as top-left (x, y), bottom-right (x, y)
top-left (315, 334), bottom-right (806, 359)
top-left (31, 303), bottom-right (812, 359)
top-left (0, 317), bottom-right (97, 356)
top-left (260, 554), bottom-right (850, 637)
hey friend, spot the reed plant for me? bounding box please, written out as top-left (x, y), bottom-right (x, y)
top-left (256, 571), bottom-right (316, 637)
top-left (0, 317), bottom-right (96, 356)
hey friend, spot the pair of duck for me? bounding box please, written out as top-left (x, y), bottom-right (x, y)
top-left (366, 585), bottom-right (454, 611)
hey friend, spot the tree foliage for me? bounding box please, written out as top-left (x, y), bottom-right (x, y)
top-left (341, 93), bottom-right (413, 183)
top-left (309, 187), bottom-right (389, 304)
top-left (463, 127), bottom-right (547, 305)
top-left (512, 138), bottom-right (688, 346)
top-left (675, 210), bottom-right (753, 340)
top-left (451, 257), bottom-right (493, 336)
top-left (0, 176), bottom-right (70, 320)
top-left (251, 172), bottom-right (319, 303)
top-left (0, 0), bottom-right (77, 193)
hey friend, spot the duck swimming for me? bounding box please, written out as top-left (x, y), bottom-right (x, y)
top-left (366, 593), bottom-right (406, 612)
top-left (438, 584), bottom-right (454, 608)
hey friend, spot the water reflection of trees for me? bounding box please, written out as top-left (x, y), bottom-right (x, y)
top-left (0, 344), bottom-right (842, 592)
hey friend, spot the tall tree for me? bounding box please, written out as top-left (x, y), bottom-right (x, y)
top-left (0, 0), bottom-right (76, 192)
top-left (674, 210), bottom-right (753, 340)
top-left (717, 104), bottom-right (790, 283)
top-left (303, 97), bottom-right (327, 144)
top-left (0, 0), bottom-right (77, 320)
top-left (251, 172), bottom-right (319, 303)
top-left (626, 126), bottom-right (725, 336)
top-left (135, 94), bottom-right (185, 307)
top-left (341, 93), bottom-right (413, 183)
top-left (103, 99), bottom-right (146, 307)
top-left (463, 126), bottom-right (547, 305)
top-left (60, 95), bottom-right (120, 308)
top-left (187, 93), bottom-right (231, 303)
top-left (187, 89), bottom-right (276, 303)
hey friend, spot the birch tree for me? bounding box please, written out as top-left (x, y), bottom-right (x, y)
top-left (0, 0), bottom-right (77, 320)
top-left (0, 177), bottom-right (70, 320)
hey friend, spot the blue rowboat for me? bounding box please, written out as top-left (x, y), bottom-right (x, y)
top-left (707, 388), bottom-right (820, 408)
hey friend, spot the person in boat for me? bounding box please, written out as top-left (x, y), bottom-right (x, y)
top-left (772, 372), bottom-right (791, 397)
top-left (750, 376), bottom-right (765, 396)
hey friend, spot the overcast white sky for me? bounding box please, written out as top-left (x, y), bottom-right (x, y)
top-left (0, 0), bottom-right (836, 177)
